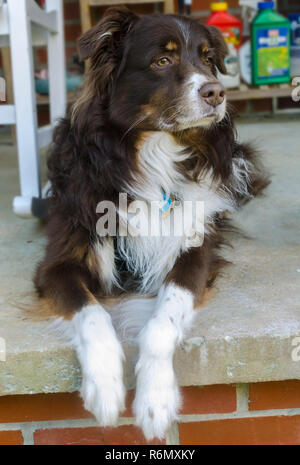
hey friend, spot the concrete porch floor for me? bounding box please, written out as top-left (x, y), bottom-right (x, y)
top-left (0, 117), bottom-right (300, 396)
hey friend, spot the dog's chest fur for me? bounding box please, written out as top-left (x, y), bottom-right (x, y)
top-left (113, 131), bottom-right (237, 294)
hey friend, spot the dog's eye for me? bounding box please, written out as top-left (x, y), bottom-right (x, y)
top-left (199, 45), bottom-right (214, 66)
top-left (156, 57), bottom-right (171, 67)
top-left (204, 55), bottom-right (213, 65)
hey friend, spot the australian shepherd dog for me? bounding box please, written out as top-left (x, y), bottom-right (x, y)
top-left (34, 7), bottom-right (269, 440)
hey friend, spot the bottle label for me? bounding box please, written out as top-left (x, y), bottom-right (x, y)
top-left (256, 27), bottom-right (289, 78)
top-left (220, 27), bottom-right (241, 47)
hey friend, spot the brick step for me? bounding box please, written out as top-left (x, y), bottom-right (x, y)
top-left (1, 381), bottom-right (300, 445)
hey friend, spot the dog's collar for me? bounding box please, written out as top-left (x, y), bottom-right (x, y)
top-left (160, 193), bottom-right (175, 218)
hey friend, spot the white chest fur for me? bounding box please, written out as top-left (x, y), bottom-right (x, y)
top-left (116, 131), bottom-right (236, 293)
top-left (129, 131), bottom-right (234, 214)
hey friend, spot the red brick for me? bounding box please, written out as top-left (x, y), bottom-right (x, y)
top-left (179, 415), bottom-right (300, 445)
top-left (230, 100), bottom-right (248, 114)
top-left (252, 98), bottom-right (273, 112)
top-left (65, 45), bottom-right (79, 62)
top-left (0, 391), bottom-right (138, 424)
top-left (180, 385), bottom-right (236, 415)
top-left (277, 97), bottom-right (299, 110)
top-left (65, 24), bottom-right (82, 42)
top-left (64, 2), bottom-right (80, 21)
top-left (133, 4), bottom-right (155, 14)
top-left (36, 48), bottom-right (48, 65)
top-left (0, 392), bottom-right (92, 423)
top-left (89, 4), bottom-right (155, 21)
top-left (0, 430), bottom-right (23, 445)
top-left (124, 386), bottom-right (237, 417)
top-left (34, 425), bottom-right (165, 445)
top-left (249, 380), bottom-right (300, 411)
top-left (37, 107), bottom-right (50, 127)
top-left (123, 386), bottom-right (237, 417)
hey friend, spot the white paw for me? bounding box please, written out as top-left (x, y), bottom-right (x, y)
top-left (79, 334), bottom-right (126, 426)
top-left (73, 305), bottom-right (126, 426)
top-left (133, 363), bottom-right (181, 440)
top-left (81, 371), bottom-right (125, 426)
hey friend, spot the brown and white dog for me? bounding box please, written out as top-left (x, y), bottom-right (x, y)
top-left (35, 7), bottom-right (269, 440)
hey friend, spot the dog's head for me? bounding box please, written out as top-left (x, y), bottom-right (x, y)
top-left (77, 7), bottom-right (228, 133)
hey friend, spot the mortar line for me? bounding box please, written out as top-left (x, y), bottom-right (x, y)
top-left (236, 383), bottom-right (250, 412)
top-left (0, 406), bottom-right (299, 434)
top-left (179, 407), bottom-right (300, 423)
top-left (165, 422), bottom-right (180, 445)
top-left (0, 417), bottom-right (136, 432)
top-left (21, 423), bottom-right (35, 446)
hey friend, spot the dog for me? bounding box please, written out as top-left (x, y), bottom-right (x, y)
top-left (34, 7), bottom-right (269, 440)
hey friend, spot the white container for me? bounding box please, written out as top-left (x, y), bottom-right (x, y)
top-left (239, 40), bottom-right (252, 85)
top-left (218, 42), bottom-right (240, 89)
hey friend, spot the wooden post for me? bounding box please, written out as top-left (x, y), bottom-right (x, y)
top-left (80, 0), bottom-right (92, 34)
top-left (163, 0), bottom-right (174, 14)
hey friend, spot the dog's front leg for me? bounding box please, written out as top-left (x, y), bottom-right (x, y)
top-left (133, 283), bottom-right (194, 440)
top-left (133, 245), bottom-right (214, 440)
top-left (72, 304), bottom-right (126, 426)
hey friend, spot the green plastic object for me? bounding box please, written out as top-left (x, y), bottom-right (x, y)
top-left (251, 1), bottom-right (291, 85)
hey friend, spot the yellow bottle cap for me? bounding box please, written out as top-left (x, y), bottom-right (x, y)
top-left (211, 2), bottom-right (228, 11)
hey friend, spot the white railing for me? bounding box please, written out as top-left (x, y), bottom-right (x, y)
top-left (0, 0), bottom-right (66, 217)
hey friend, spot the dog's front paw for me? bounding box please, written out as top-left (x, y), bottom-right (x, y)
top-left (133, 365), bottom-right (181, 440)
top-left (74, 304), bottom-right (126, 426)
top-left (81, 372), bottom-right (125, 426)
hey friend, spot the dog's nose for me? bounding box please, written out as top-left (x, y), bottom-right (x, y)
top-left (199, 82), bottom-right (226, 108)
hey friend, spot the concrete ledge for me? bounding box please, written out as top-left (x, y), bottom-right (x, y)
top-left (1, 119), bottom-right (300, 396)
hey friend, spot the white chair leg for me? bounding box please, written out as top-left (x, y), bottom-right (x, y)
top-left (8, 0), bottom-right (41, 209)
top-left (46, 0), bottom-right (66, 124)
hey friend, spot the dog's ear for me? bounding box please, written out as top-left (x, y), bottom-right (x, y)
top-left (78, 6), bottom-right (138, 61)
top-left (207, 26), bottom-right (228, 75)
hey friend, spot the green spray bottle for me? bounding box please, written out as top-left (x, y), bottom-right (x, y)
top-left (251, 1), bottom-right (290, 85)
